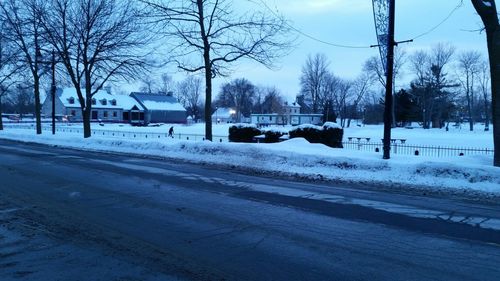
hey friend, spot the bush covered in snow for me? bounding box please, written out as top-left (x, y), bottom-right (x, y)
top-left (229, 124), bottom-right (261, 142)
top-left (264, 130), bottom-right (284, 143)
top-left (322, 123), bottom-right (343, 148)
top-left (289, 125), bottom-right (323, 143)
top-left (289, 123), bottom-right (343, 148)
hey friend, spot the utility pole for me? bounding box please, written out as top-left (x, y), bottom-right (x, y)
top-left (372, 0), bottom-right (411, 159)
top-left (51, 49), bottom-right (56, 135)
top-left (382, 0), bottom-right (395, 159)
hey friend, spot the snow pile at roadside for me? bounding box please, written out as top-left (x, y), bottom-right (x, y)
top-left (0, 129), bottom-right (498, 195)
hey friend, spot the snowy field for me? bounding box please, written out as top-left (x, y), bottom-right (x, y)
top-left (3, 121), bottom-right (493, 148)
top-left (0, 124), bottom-right (498, 198)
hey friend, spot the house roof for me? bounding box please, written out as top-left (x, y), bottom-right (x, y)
top-left (130, 92), bottom-right (186, 112)
top-left (285, 101), bottom-right (301, 108)
top-left (113, 94), bottom-right (145, 111)
top-left (58, 88), bottom-right (121, 109)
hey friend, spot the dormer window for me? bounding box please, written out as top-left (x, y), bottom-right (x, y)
top-left (101, 99), bottom-right (107, 106)
top-left (68, 97), bottom-right (75, 104)
top-left (110, 99), bottom-right (116, 106)
top-left (92, 98), bottom-right (96, 105)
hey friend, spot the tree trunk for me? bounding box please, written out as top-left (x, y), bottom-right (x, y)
top-left (204, 67), bottom-right (212, 141)
top-left (471, 0), bottom-right (499, 166)
top-left (83, 108), bottom-right (91, 138)
top-left (490, 28), bottom-right (500, 166)
top-left (484, 96), bottom-right (490, 131)
top-left (466, 75), bottom-right (475, 131)
top-left (392, 83), bottom-right (396, 127)
top-left (34, 76), bottom-right (42, 135)
top-left (468, 100), bottom-right (474, 131)
top-left (0, 95), bottom-right (3, 131)
top-left (196, 0), bottom-right (213, 141)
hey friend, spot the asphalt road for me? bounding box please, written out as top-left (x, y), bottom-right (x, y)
top-left (0, 139), bottom-right (500, 281)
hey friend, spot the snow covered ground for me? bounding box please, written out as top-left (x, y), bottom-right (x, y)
top-left (4, 121), bottom-right (493, 148)
top-left (0, 124), bottom-right (498, 197)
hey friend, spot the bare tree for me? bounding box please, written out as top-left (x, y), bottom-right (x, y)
top-left (333, 78), bottom-right (352, 128)
top-left (364, 56), bottom-right (385, 88)
top-left (410, 44), bottom-right (456, 129)
top-left (42, 0), bottom-right (149, 138)
top-left (142, 0), bottom-right (290, 140)
top-left (347, 71), bottom-right (374, 127)
top-left (7, 83), bottom-right (35, 116)
top-left (300, 53), bottom-right (330, 114)
top-left (261, 86), bottom-right (285, 115)
top-left (1, 0), bottom-right (48, 134)
top-left (429, 43), bottom-right (456, 128)
top-left (363, 48), bottom-right (406, 127)
top-left (471, 0), bottom-right (499, 166)
top-left (0, 18), bottom-right (22, 130)
top-left (177, 75), bottom-right (203, 121)
top-left (217, 78), bottom-right (255, 122)
top-left (478, 60), bottom-right (491, 131)
top-left (138, 73), bottom-right (175, 94)
top-left (139, 76), bottom-right (159, 94)
top-left (159, 73), bottom-right (174, 94)
top-left (457, 50), bottom-right (482, 131)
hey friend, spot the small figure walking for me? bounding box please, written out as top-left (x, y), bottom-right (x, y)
top-left (168, 126), bottom-right (174, 138)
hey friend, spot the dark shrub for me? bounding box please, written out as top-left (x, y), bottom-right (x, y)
top-left (263, 130), bottom-right (284, 143)
top-left (229, 124), bottom-right (261, 142)
top-left (289, 125), bottom-right (323, 143)
top-left (322, 122), bottom-right (343, 148)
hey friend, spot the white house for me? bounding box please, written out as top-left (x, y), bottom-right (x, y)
top-left (250, 101), bottom-right (322, 126)
top-left (113, 94), bottom-right (145, 125)
top-left (212, 107), bottom-right (237, 123)
top-left (130, 92), bottom-right (187, 124)
top-left (42, 88), bottom-right (122, 122)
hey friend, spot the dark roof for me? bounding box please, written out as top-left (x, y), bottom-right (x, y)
top-left (130, 92), bottom-right (186, 112)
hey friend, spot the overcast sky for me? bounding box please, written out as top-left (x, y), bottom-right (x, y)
top-left (126, 0), bottom-right (488, 102)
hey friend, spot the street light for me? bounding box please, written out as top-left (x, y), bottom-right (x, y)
top-left (37, 47), bottom-right (59, 135)
top-left (50, 50), bottom-right (57, 135)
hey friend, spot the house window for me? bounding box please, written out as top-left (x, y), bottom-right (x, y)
top-left (113, 111), bottom-right (117, 117)
top-left (110, 99), bottom-right (116, 106)
top-left (70, 110), bottom-right (76, 116)
top-left (269, 116), bottom-right (272, 121)
top-left (92, 98), bottom-right (96, 105)
top-left (101, 99), bottom-right (107, 106)
top-left (68, 97), bottom-right (75, 104)
top-left (103, 111), bottom-right (108, 118)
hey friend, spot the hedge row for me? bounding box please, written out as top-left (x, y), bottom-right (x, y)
top-left (289, 122), bottom-right (343, 148)
top-left (229, 122), bottom-right (343, 148)
top-left (228, 124), bottom-right (261, 142)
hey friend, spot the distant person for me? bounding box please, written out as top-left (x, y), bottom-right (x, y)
top-left (168, 126), bottom-right (174, 138)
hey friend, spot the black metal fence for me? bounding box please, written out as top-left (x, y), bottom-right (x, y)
top-left (342, 140), bottom-right (493, 157)
top-left (3, 124), bottom-right (492, 157)
top-left (52, 127), bottom-right (228, 142)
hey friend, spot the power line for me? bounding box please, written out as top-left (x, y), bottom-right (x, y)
top-left (258, 0), bottom-right (372, 49)
top-left (410, 0), bottom-right (464, 40)
top-left (258, 0), bottom-right (464, 49)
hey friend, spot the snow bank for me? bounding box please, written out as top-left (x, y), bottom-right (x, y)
top-left (0, 128), bottom-right (498, 196)
top-left (230, 123), bottom-right (257, 129)
top-left (323, 122), bottom-right (342, 129)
